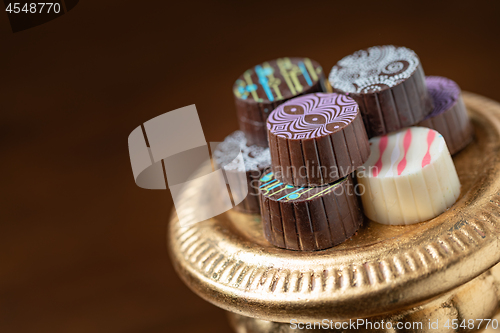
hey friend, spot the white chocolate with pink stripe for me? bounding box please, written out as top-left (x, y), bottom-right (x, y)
top-left (357, 127), bottom-right (460, 225)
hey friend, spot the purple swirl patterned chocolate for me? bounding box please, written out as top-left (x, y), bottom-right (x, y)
top-left (329, 45), bottom-right (434, 138)
top-left (267, 93), bottom-right (370, 187)
top-left (418, 76), bottom-right (474, 155)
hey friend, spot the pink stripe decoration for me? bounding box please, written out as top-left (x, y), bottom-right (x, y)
top-left (397, 129), bottom-right (412, 176)
top-left (373, 135), bottom-right (388, 177)
top-left (422, 129), bottom-right (436, 168)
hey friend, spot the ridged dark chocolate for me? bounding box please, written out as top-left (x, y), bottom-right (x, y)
top-left (233, 57), bottom-right (326, 147)
top-left (267, 93), bottom-right (370, 187)
top-left (259, 172), bottom-right (363, 251)
top-left (329, 45), bottom-right (434, 138)
top-left (418, 76), bottom-right (473, 155)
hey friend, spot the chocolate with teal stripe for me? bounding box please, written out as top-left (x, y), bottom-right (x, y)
top-left (258, 172), bottom-right (363, 251)
top-left (233, 57), bottom-right (326, 147)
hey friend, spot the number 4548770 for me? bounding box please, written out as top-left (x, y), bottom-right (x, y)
top-left (6, 3), bottom-right (61, 14)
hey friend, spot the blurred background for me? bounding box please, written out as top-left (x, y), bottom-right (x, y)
top-left (2, 1), bottom-right (500, 332)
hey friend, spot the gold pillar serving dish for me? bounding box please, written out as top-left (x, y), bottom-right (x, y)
top-left (168, 92), bottom-right (500, 332)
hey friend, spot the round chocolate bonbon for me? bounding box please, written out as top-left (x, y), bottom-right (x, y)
top-left (233, 57), bottom-right (326, 147)
top-left (329, 45), bottom-right (434, 138)
top-left (259, 172), bottom-right (363, 251)
top-left (418, 76), bottom-right (473, 155)
top-left (213, 131), bottom-right (271, 214)
top-left (357, 127), bottom-right (461, 225)
top-left (267, 92), bottom-right (370, 187)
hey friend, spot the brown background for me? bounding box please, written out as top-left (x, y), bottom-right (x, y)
top-left (1, 1), bottom-right (500, 332)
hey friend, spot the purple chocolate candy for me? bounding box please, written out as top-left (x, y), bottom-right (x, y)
top-left (424, 76), bottom-right (461, 118)
top-left (266, 92), bottom-right (370, 186)
top-left (418, 76), bottom-right (473, 155)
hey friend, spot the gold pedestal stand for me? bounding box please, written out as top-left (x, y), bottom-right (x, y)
top-left (168, 93), bottom-right (500, 332)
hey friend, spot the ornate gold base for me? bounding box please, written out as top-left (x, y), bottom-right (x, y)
top-left (168, 92), bottom-right (500, 332)
top-left (227, 262), bottom-right (500, 332)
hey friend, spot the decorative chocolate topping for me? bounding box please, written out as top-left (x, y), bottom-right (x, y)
top-left (213, 131), bottom-right (271, 214)
top-left (329, 45), bottom-right (420, 94)
top-left (259, 172), bottom-right (363, 251)
top-left (234, 57), bottom-right (326, 147)
top-left (267, 92), bottom-right (370, 187)
top-left (259, 171), bottom-right (347, 202)
top-left (360, 127), bottom-right (446, 178)
top-left (234, 58), bottom-right (323, 104)
top-left (327, 45), bottom-right (433, 138)
top-left (267, 93), bottom-right (359, 139)
top-left (213, 131), bottom-right (271, 172)
top-left (424, 76), bottom-right (460, 119)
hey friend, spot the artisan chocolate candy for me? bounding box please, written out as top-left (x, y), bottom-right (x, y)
top-left (267, 92), bottom-right (370, 187)
top-left (418, 76), bottom-right (473, 155)
top-left (329, 45), bottom-right (434, 138)
top-left (259, 172), bottom-right (363, 251)
top-left (233, 57), bottom-right (326, 147)
top-left (213, 131), bottom-right (271, 214)
top-left (357, 127), bottom-right (461, 225)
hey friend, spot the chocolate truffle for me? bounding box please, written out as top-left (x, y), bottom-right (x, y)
top-left (233, 57), bottom-right (326, 147)
top-left (213, 131), bottom-right (271, 214)
top-left (267, 92), bottom-right (370, 187)
top-left (357, 127), bottom-right (461, 225)
top-left (329, 45), bottom-right (434, 138)
top-left (259, 172), bottom-right (363, 251)
top-left (418, 76), bottom-right (473, 155)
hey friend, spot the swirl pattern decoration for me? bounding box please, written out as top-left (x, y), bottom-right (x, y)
top-left (329, 45), bottom-right (419, 94)
top-left (266, 93), bottom-right (370, 187)
top-left (327, 45), bottom-right (434, 138)
top-left (267, 93), bottom-right (359, 139)
top-left (213, 131), bottom-right (271, 173)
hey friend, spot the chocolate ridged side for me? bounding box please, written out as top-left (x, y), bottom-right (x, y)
top-left (259, 174), bottom-right (363, 251)
top-left (230, 170), bottom-right (262, 214)
top-left (339, 64), bottom-right (433, 138)
top-left (268, 112), bottom-right (370, 186)
top-left (212, 131), bottom-right (271, 214)
top-left (234, 58), bottom-right (326, 147)
top-left (329, 45), bottom-right (434, 138)
top-left (419, 94), bottom-right (473, 155)
top-left (418, 76), bottom-right (474, 155)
